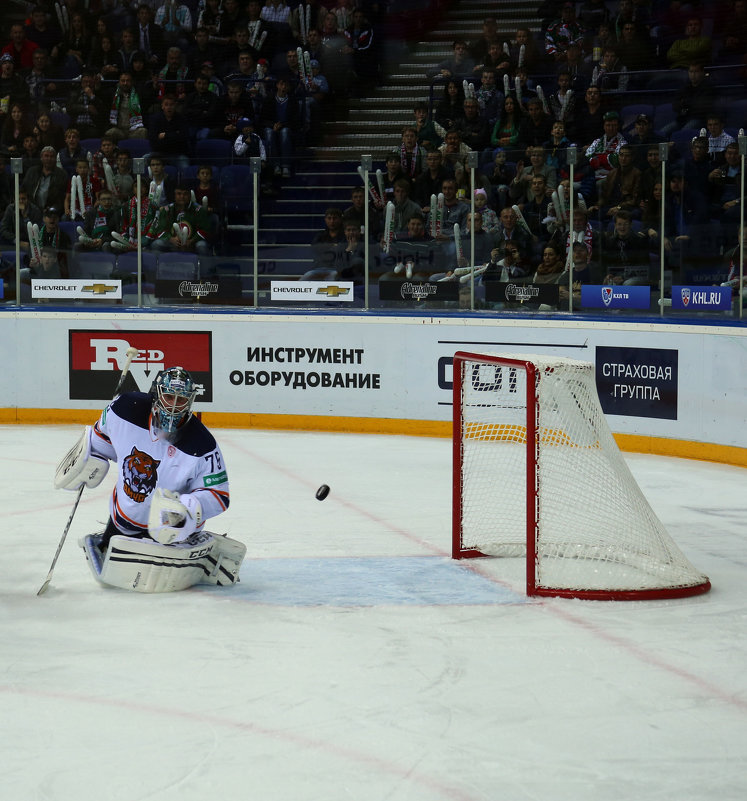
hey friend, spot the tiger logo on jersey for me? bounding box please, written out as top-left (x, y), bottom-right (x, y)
top-left (122, 446), bottom-right (160, 503)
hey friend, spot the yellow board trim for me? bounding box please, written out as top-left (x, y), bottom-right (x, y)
top-left (1, 408), bottom-right (745, 468)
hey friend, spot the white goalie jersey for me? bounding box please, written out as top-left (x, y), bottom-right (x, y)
top-left (90, 392), bottom-right (230, 536)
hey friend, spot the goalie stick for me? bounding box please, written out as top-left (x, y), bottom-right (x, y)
top-left (37, 346), bottom-right (139, 596)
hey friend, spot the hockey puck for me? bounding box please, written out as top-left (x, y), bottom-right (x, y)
top-left (315, 484), bottom-right (330, 501)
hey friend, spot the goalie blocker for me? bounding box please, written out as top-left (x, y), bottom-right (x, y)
top-left (79, 531), bottom-right (247, 593)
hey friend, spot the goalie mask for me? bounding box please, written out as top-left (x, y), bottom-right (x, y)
top-left (150, 367), bottom-right (197, 439)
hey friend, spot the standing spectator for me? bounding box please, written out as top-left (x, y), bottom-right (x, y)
top-left (682, 136), bottom-right (711, 199)
top-left (518, 98), bottom-right (553, 150)
top-left (345, 9), bottom-right (377, 93)
top-left (211, 81), bottom-right (254, 141)
top-left (399, 126), bottom-right (425, 180)
top-left (601, 209), bottom-right (650, 284)
top-left (474, 69), bottom-right (502, 125)
top-left (670, 62), bottom-right (713, 133)
top-left (456, 97), bottom-right (491, 153)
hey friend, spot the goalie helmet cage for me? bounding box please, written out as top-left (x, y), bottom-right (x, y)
top-left (452, 352), bottom-right (711, 601)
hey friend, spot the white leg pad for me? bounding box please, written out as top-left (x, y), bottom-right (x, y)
top-left (78, 531), bottom-right (245, 592)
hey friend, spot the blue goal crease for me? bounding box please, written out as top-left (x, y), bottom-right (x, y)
top-left (198, 555), bottom-right (527, 606)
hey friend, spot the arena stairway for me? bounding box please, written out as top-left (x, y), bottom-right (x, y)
top-left (315, 0), bottom-right (540, 160)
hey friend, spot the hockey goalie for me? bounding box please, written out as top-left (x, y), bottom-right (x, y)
top-left (54, 366), bottom-right (246, 593)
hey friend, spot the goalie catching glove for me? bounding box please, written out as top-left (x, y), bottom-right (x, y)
top-left (148, 488), bottom-right (203, 544)
top-left (55, 426), bottom-right (109, 491)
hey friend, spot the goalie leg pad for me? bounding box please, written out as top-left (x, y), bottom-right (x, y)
top-left (82, 531), bottom-right (243, 592)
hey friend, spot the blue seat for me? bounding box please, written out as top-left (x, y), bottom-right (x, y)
top-left (69, 251), bottom-right (117, 279)
top-left (620, 103), bottom-right (655, 132)
top-left (80, 138), bottom-right (101, 155)
top-left (117, 138), bottom-right (151, 158)
top-left (219, 165), bottom-right (254, 225)
top-left (156, 252), bottom-right (199, 280)
top-left (654, 103), bottom-right (676, 131)
top-left (59, 220), bottom-right (79, 245)
top-left (116, 250), bottom-right (157, 282)
top-left (194, 138), bottom-right (233, 167)
top-left (724, 99), bottom-right (747, 131)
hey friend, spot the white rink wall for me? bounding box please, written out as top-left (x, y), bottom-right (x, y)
top-left (0, 311), bottom-right (745, 456)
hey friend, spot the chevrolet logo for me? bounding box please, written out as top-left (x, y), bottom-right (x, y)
top-left (82, 283), bottom-right (119, 295)
top-left (316, 285), bottom-right (350, 297)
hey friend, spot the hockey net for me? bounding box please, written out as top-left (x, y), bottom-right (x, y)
top-left (452, 352), bottom-right (711, 600)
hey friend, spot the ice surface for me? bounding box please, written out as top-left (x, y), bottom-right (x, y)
top-left (1, 426), bottom-right (745, 800)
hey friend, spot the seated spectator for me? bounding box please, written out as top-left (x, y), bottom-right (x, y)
top-left (543, 120), bottom-right (572, 174)
top-left (211, 81), bottom-right (255, 141)
top-left (670, 62), bottom-right (714, 133)
top-left (474, 69), bottom-right (502, 125)
top-left (91, 135), bottom-right (120, 190)
top-left (21, 146), bottom-right (68, 210)
top-left (518, 97), bottom-right (553, 151)
top-left (105, 72), bottom-right (149, 142)
top-left (592, 46), bottom-right (628, 92)
top-left (616, 19), bottom-right (654, 78)
top-left (64, 157), bottom-right (100, 221)
top-left (74, 189), bottom-right (122, 252)
top-left (507, 27), bottom-right (544, 76)
top-left (473, 188), bottom-right (499, 234)
top-left (494, 205), bottom-right (534, 259)
top-left (149, 94), bottom-right (190, 172)
top-left (342, 185), bottom-right (381, 238)
top-left (438, 128), bottom-right (472, 173)
top-left (147, 154), bottom-right (175, 206)
top-left (2, 23), bottom-right (39, 70)
top-left (380, 151), bottom-right (406, 203)
top-left (490, 93), bottom-right (523, 155)
top-left (390, 179), bottom-right (422, 233)
top-left (58, 128), bottom-right (91, 177)
top-left (708, 142), bottom-right (743, 241)
top-left (412, 101), bottom-right (445, 151)
top-left (706, 114), bottom-right (735, 166)
top-left (600, 209), bottom-right (650, 285)
top-left (456, 97), bottom-right (491, 153)
top-left (459, 210), bottom-right (497, 266)
top-left (259, 76), bottom-right (300, 178)
top-left (585, 111), bottom-right (626, 184)
top-left (66, 69), bottom-right (105, 141)
top-left (545, 3), bottom-right (586, 65)
top-left (189, 165), bottom-right (220, 214)
top-left (154, 0), bottom-right (194, 51)
top-left (383, 214), bottom-right (440, 280)
top-left (32, 206), bottom-right (71, 271)
top-left (0, 189), bottom-right (42, 251)
top-left (88, 32), bottom-right (120, 82)
top-left (482, 242), bottom-right (530, 283)
top-left (571, 84), bottom-right (605, 150)
top-left (558, 241), bottom-right (597, 308)
top-left (412, 149), bottom-right (452, 213)
top-left (56, 11), bottom-right (92, 79)
top-left (113, 28), bottom-right (140, 74)
top-left (627, 114), bottom-right (664, 171)
top-left (310, 206), bottom-right (346, 275)
top-left (0, 102), bottom-right (33, 156)
top-left (155, 46), bottom-right (191, 104)
top-left (184, 73), bottom-right (221, 141)
top-left (546, 71), bottom-right (576, 128)
top-left (519, 174), bottom-right (553, 240)
top-left (470, 17), bottom-right (499, 67)
top-left (149, 185), bottom-right (214, 256)
top-left (428, 40), bottom-right (476, 80)
top-left (487, 147), bottom-right (514, 211)
top-left (113, 149), bottom-right (135, 203)
top-left (592, 144), bottom-right (642, 219)
top-left (21, 133), bottom-right (40, 171)
top-left (21, 48), bottom-right (58, 111)
top-left (135, 4), bottom-right (167, 69)
top-left (0, 53), bottom-right (31, 115)
top-left (33, 110), bottom-right (64, 151)
top-left (666, 17), bottom-right (711, 69)
top-left (682, 135), bottom-right (711, 198)
top-left (533, 242), bottom-right (565, 285)
top-left (399, 125), bottom-right (426, 181)
top-left (429, 177), bottom-right (469, 243)
top-left (434, 80), bottom-right (465, 131)
top-left (639, 143), bottom-right (664, 202)
top-left (510, 146), bottom-right (557, 205)
top-left (188, 26), bottom-right (220, 72)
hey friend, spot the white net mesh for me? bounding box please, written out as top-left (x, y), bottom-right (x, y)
top-left (456, 353), bottom-right (710, 597)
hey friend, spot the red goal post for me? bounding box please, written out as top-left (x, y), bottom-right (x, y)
top-left (452, 351), bottom-right (711, 601)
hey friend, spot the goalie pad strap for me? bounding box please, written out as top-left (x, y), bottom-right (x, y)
top-left (55, 426), bottom-right (110, 490)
